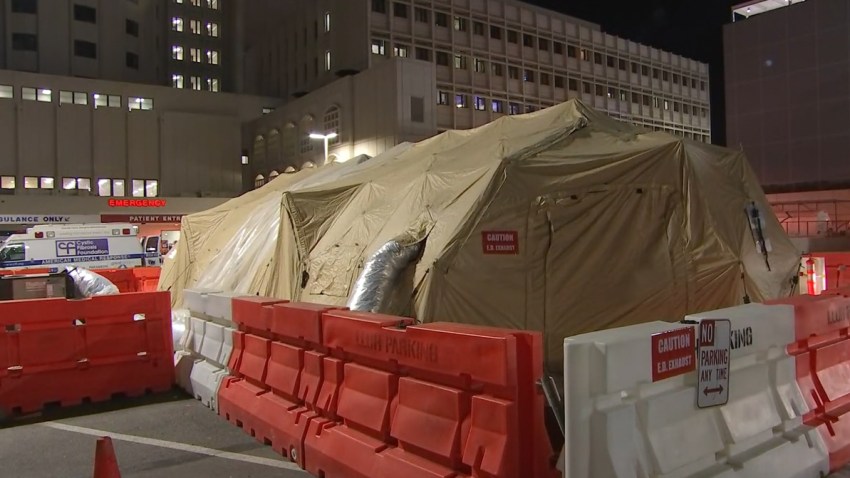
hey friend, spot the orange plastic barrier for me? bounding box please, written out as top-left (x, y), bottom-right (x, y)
top-left (97, 267), bottom-right (161, 293)
top-left (217, 298), bottom-right (558, 478)
top-left (0, 292), bottom-right (174, 416)
top-left (771, 292), bottom-right (850, 471)
top-left (0, 268), bottom-right (51, 276)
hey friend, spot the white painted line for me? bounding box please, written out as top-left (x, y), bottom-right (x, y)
top-left (41, 422), bottom-right (304, 472)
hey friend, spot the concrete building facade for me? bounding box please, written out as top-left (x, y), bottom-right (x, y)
top-left (243, 0), bottom-right (711, 143)
top-left (725, 0), bottom-right (849, 191)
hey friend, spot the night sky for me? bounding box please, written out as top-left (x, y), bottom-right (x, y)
top-left (525, 0), bottom-right (742, 146)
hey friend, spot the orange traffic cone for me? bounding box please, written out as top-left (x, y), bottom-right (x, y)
top-left (92, 436), bottom-right (121, 478)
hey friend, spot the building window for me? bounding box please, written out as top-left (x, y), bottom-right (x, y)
top-left (652, 68), bottom-right (660, 79)
top-left (453, 54), bottom-right (466, 70)
top-left (324, 12), bottom-right (331, 32)
top-left (553, 41), bottom-right (564, 55)
top-left (474, 96), bottom-right (485, 111)
top-left (414, 7), bottom-right (429, 22)
top-left (490, 25), bottom-right (502, 40)
top-left (190, 48), bottom-right (201, 63)
top-left (538, 39), bottom-right (549, 51)
top-left (23, 177), bottom-right (38, 189)
top-left (619, 90), bottom-right (627, 102)
top-left (325, 50), bottom-right (332, 70)
top-left (474, 58), bottom-right (486, 73)
top-left (11, 0), bottom-right (37, 14)
top-left (74, 40), bottom-right (97, 58)
top-left (254, 175), bottom-right (265, 189)
top-left (126, 19), bottom-right (139, 37)
top-left (299, 117), bottom-right (314, 153)
top-left (172, 45), bottom-right (184, 60)
top-left (206, 49), bottom-right (219, 65)
top-left (568, 78), bottom-right (578, 91)
top-left (190, 0), bottom-right (200, 6)
top-left (190, 20), bottom-right (201, 34)
top-left (642, 65), bottom-right (649, 76)
top-left (126, 52), bottom-right (139, 69)
top-left (393, 2), bottom-right (408, 18)
top-left (371, 39), bottom-right (386, 55)
top-left (473, 21), bottom-right (484, 36)
top-left (492, 63), bottom-right (503, 76)
top-left (98, 178), bottom-right (125, 197)
top-left (128, 97), bottom-right (153, 111)
top-left (541, 73), bottom-right (550, 86)
top-left (172, 74), bottom-right (184, 88)
top-left (74, 4), bottom-right (96, 23)
top-left (523, 69), bottom-right (534, 82)
top-left (454, 17), bottom-right (467, 32)
top-left (1, 176), bottom-right (14, 189)
top-left (509, 102), bottom-right (520, 115)
top-left (607, 87), bottom-right (615, 98)
top-left (631, 62), bottom-right (638, 74)
top-left (700, 81), bottom-right (706, 91)
top-left (673, 73), bottom-right (680, 84)
top-left (93, 94), bottom-right (120, 108)
top-left (11, 33), bottom-right (37, 51)
top-left (437, 91), bottom-right (450, 105)
top-left (507, 30), bottom-right (518, 44)
top-left (190, 76), bottom-right (201, 90)
top-left (582, 82), bottom-right (591, 94)
top-left (554, 76), bottom-right (564, 88)
top-left (508, 66), bottom-right (519, 80)
top-left (206, 78), bottom-right (219, 92)
top-left (662, 70), bottom-right (669, 82)
top-left (435, 11), bottom-right (448, 27)
top-left (132, 179), bottom-right (159, 197)
top-left (393, 44), bottom-right (408, 58)
top-left (63, 177), bottom-right (91, 191)
top-left (415, 47), bottom-right (430, 61)
top-left (492, 99), bottom-right (504, 113)
top-left (663, 100), bottom-right (670, 110)
top-left (606, 56), bottom-right (615, 68)
top-left (39, 177), bottom-right (54, 189)
top-left (22, 87), bottom-right (51, 102)
top-left (595, 85), bottom-right (603, 97)
top-left (206, 0), bottom-right (218, 9)
top-left (206, 22), bottom-right (219, 37)
top-left (593, 52), bottom-right (602, 65)
top-left (59, 90), bottom-right (87, 105)
top-left (172, 17), bottom-right (183, 31)
top-left (324, 106), bottom-right (340, 144)
top-left (522, 34), bottom-right (534, 48)
top-left (674, 102), bottom-right (680, 113)
top-left (436, 51), bottom-right (449, 66)
top-left (455, 94), bottom-right (467, 109)
top-left (0, 85), bottom-right (13, 99)
top-left (567, 45), bottom-right (577, 58)
top-left (580, 49), bottom-right (589, 61)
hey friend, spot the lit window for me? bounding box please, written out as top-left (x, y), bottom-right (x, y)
top-left (325, 50), bottom-right (331, 70)
top-left (190, 47), bottom-right (201, 63)
top-left (262, 107), bottom-right (275, 114)
top-left (206, 78), bottom-right (219, 92)
top-left (0, 85), bottom-right (12, 99)
top-left (190, 0), bottom-right (200, 6)
top-left (474, 59), bottom-right (486, 73)
top-left (174, 0), bottom-right (183, 3)
top-left (63, 177), bottom-right (91, 190)
top-left (473, 96), bottom-right (485, 111)
top-left (453, 54), bottom-right (466, 70)
top-left (24, 177), bottom-right (38, 189)
top-left (324, 12), bottom-right (331, 32)
top-left (254, 174), bottom-right (265, 189)
top-left (453, 17), bottom-right (467, 32)
top-left (492, 99), bottom-right (504, 113)
top-left (93, 94), bottom-right (120, 108)
top-left (509, 103), bottom-right (520, 115)
top-left (172, 74), bottom-right (184, 88)
top-left (437, 91), bottom-right (449, 105)
top-left (128, 97), bottom-right (153, 111)
top-left (663, 100), bottom-right (669, 110)
top-left (324, 106), bottom-right (340, 145)
top-left (190, 20), bottom-right (201, 35)
top-left (206, 49), bottom-right (219, 65)
top-left (172, 17), bottom-right (183, 32)
top-left (59, 90), bottom-right (87, 105)
top-left (1, 176), bottom-right (15, 189)
top-left (241, 155), bottom-right (249, 165)
top-left (37, 88), bottom-right (51, 102)
top-left (206, 22), bottom-right (219, 37)
top-left (39, 177), bottom-right (54, 189)
top-left (172, 45), bottom-right (184, 60)
top-left (371, 39), bottom-right (386, 55)
top-left (455, 94), bottom-right (467, 109)
top-left (190, 76), bottom-right (201, 90)
top-left (97, 178), bottom-right (124, 197)
top-left (393, 44), bottom-right (408, 58)
top-left (206, 0), bottom-right (218, 9)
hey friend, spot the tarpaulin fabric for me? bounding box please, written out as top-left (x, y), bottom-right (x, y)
top-left (160, 99), bottom-right (800, 371)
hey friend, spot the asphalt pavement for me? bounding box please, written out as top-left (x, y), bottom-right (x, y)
top-left (0, 389), bottom-right (308, 478)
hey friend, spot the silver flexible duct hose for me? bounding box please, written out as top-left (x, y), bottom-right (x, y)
top-left (347, 233), bottom-right (423, 313)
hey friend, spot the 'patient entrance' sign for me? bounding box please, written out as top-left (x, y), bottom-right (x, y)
top-left (651, 327), bottom-right (695, 382)
top-left (697, 319), bottom-right (731, 408)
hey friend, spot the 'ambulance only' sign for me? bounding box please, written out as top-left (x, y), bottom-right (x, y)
top-left (697, 319), bottom-right (731, 408)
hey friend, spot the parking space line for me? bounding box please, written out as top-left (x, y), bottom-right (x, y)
top-left (41, 422), bottom-right (303, 471)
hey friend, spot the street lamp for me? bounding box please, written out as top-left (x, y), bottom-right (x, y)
top-left (309, 132), bottom-right (338, 164)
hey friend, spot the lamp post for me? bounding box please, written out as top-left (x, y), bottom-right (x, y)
top-left (309, 132), bottom-right (338, 164)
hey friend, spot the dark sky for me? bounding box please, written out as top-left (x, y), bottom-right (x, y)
top-left (525, 0), bottom-right (741, 145)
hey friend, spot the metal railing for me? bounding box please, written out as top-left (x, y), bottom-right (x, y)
top-left (780, 220), bottom-right (850, 238)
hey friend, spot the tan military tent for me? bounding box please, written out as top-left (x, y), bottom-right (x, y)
top-left (160, 99), bottom-right (800, 371)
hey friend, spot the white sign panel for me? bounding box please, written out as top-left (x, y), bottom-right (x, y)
top-left (0, 215), bottom-right (100, 225)
top-left (697, 319), bottom-right (731, 408)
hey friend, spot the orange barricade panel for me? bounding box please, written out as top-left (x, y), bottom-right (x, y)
top-left (462, 395), bottom-right (515, 478)
top-left (271, 302), bottom-right (338, 345)
top-left (299, 351), bottom-right (325, 407)
top-left (232, 297), bottom-right (288, 334)
top-left (265, 342), bottom-right (302, 400)
top-left (239, 334), bottom-right (270, 385)
top-left (315, 357), bottom-right (343, 418)
top-left (0, 292), bottom-right (173, 416)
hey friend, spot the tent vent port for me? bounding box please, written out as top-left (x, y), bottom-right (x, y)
top-left (347, 233), bottom-right (422, 313)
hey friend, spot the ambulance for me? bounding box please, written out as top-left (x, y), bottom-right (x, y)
top-left (0, 223), bottom-right (145, 272)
